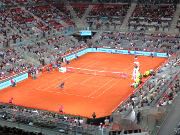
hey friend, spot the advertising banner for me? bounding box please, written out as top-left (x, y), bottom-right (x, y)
top-left (0, 73), bottom-right (28, 90)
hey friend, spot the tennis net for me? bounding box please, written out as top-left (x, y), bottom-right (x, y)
top-left (66, 67), bottom-right (129, 78)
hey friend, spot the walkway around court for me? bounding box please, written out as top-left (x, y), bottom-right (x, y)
top-left (158, 93), bottom-right (180, 135)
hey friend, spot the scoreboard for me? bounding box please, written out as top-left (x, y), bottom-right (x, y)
top-left (79, 30), bottom-right (92, 36)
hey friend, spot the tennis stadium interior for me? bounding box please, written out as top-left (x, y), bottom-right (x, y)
top-left (0, 0), bottom-right (180, 135)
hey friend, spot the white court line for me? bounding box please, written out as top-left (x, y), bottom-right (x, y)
top-left (35, 73), bottom-right (74, 90)
top-left (48, 60), bottom-right (101, 97)
top-left (80, 76), bottom-right (94, 85)
top-left (34, 59), bottom-right (99, 96)
top-left (87, 78), bottom-right (114, 98)
top-left (36, 60), bottom-right (97, 90)
top-left (92, 80), bottom-right (120, 98)
top-left (124, 64), bottom-right (134, 74)
top-left (60, 91), bottom-right (94, 98)
top-left (34, 56), bottom-right (133, 99)
top-left (31, 88), bottom-right (94, 99)
top-left (71, 59), bottom-right (96, 69)
top-left (72, 60), bottom-right (100, 85)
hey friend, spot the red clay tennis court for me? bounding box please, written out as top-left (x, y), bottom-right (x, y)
top-left (0, 52), bottom-right (166, 118)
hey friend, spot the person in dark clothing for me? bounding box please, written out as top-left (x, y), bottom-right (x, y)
top-left (92, 112), bottom-right (96, 119)
top-left (136, 111), bottom-right (141, 124)
top-left (59, 82), bottom-right (65, 89)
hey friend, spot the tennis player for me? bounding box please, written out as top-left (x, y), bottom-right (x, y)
top-left (59, 81), bottom-right (65, 89)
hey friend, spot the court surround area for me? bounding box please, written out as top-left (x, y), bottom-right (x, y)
top-left (0, 52), bottom-right (166, 118)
